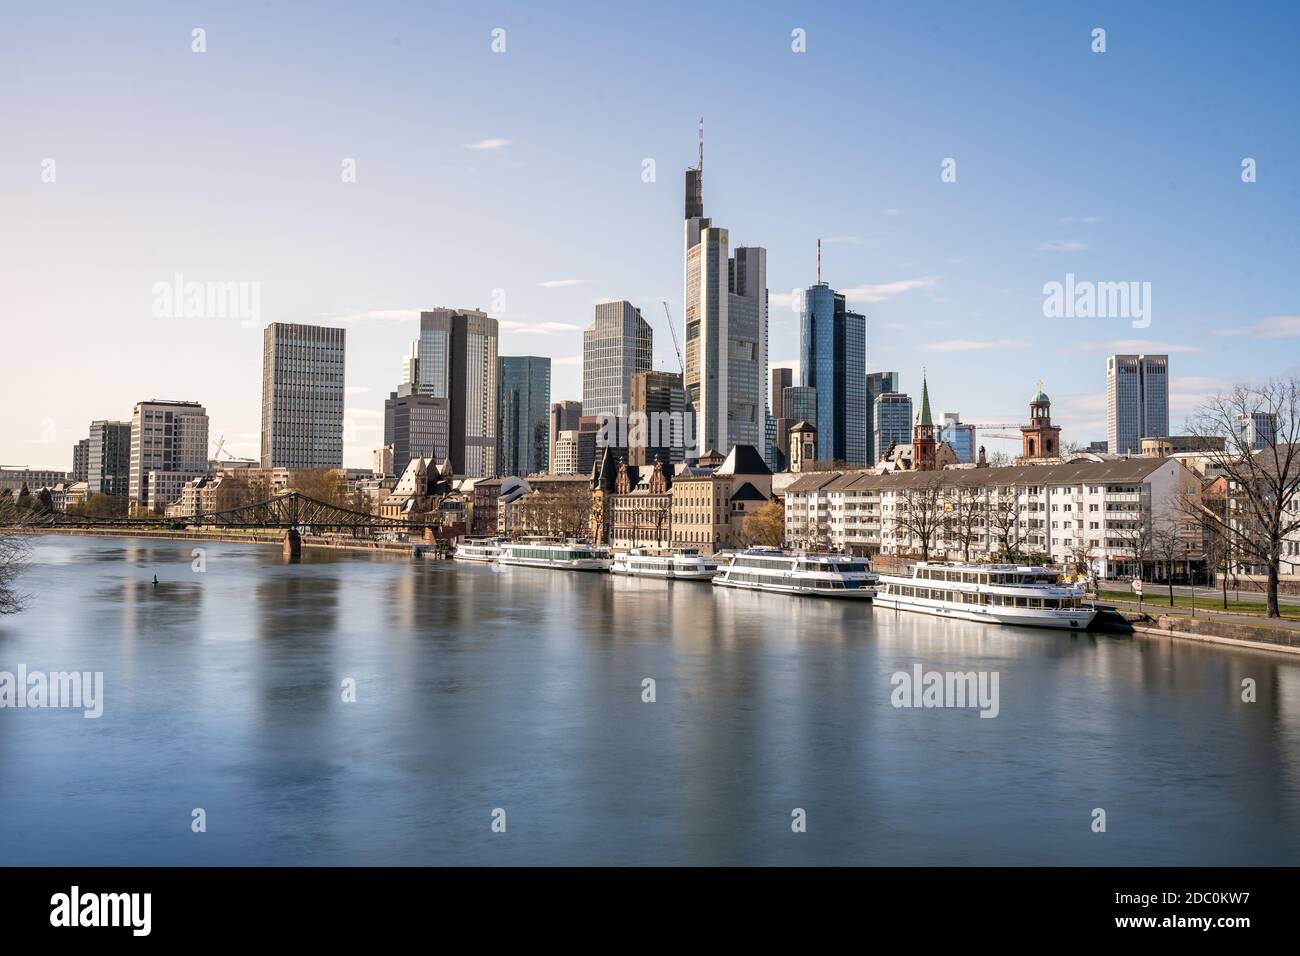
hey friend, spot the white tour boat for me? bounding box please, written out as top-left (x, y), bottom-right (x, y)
top-left (452, 538), bottom-right (504, 563)
top-left (711, 548), bottom-right (878, 598)
top-left (873, 561), bottom-right (1096, 629)
top-left (496, 540), bottom-right (612, 572)
top-left (610, 548), bottom-right (720, 580)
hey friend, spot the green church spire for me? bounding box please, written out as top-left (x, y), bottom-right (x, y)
top-left (916, 372), bottom-right (933, 427)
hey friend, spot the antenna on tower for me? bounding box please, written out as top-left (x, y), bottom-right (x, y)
top-left (696, 117), bottom-right (704, 211)
top-left (817, 238), bottom-right (822, 285)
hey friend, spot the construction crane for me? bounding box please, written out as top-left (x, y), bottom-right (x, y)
top-left (209, 435), bottom-right (238, 461)
top-left (661, 300), bottom-right (684, 374)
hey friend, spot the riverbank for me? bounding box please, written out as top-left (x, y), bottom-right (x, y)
top-left (1094, 605), bottom-right (1300, 655)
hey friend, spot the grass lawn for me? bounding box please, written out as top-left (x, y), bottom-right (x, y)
top-left (1096, 588), bottom-right (1300, 620)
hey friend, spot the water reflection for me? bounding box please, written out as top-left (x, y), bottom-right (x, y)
top-left (1, 534), bottom-right (1298, 865)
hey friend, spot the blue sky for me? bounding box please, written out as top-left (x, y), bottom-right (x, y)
top-left (2, 1), bottom-right (1297, 467)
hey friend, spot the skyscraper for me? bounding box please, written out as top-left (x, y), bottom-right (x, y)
top-left (582, 300), bottom-right (652, 419)
top-left (86, 420), bottom-right (131, 496)
top-left (1236, 411), bottom-right (1279, 450)
top-left (800, 282), bottom-right (866, 465)
top-left (1106, 354), bottom-right (1169, 455)
top-left (629, 370), bottom-right (689, 465)
top-left (682, 127), bottom-right (767, 456)
top-left (940, 412), bottom-right (977, 464)
top-left (261, 322), bottom-right (346, 469)
top-left (128, 400), bottom-right (209, 510)
top-left (384, 391), bottom-right (446, 479)
top-left (783, 385), bottom-right (818, 426)
top-left (497, 356), bottom-right (552, 477)
top-left (865, 372), bottom-right (899, 465)
top-left (873, 392), bottom-right (913, 463)
top-left (549, 400), bottom-right (582, 473)
top-left (72, 438), bottom-right (89, 483)
top-left (411, 308), bottom-right (499, 478)
top-left (771, 367), bottom-right (793, 420)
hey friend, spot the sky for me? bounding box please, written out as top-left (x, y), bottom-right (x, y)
top-left (2, 1), bottom-right (1298, 469)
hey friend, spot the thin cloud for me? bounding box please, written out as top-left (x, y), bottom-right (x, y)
top-left (1064, 339), bottom-right (1202, 354)
top-left (1057, 216), bottom-right (1104, 225)
top-left (464, 138), bottom-right (511, 151)
top-left (1212, 314), bottom-right (1300, 339)
top-left (552, 355), bottom-right (582, 367)
top-left (841, 276), bottom-right (940, 304)
top-left (883, 208), bottom-right (902, 217)
top-left (498, 320), bottom-right (582, 334)
top-left (538, 279), bottom-right (587, 288)
top-left (1039, 239), bottom-right (1088, 253)
top-left (922, 338), bottom-right (1030, 352)
top-left (330, 309), bottom-right (418, 324)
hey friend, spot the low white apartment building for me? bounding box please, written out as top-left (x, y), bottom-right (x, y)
top-left (784, 457), bottom-right (1199, 578)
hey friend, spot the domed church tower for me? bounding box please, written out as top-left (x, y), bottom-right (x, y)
top-left (1021, 381), bottom-right (1061, 459)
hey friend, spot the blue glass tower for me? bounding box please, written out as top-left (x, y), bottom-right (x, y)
top-left (800, 284), bottom-right (866, 465)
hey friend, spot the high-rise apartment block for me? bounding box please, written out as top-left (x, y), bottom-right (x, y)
top-left (87, 420), bottom-right (132, 496)
top-left (261, 322), bottom-right (346, 469)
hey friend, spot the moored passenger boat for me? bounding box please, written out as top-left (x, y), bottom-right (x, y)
top-left (873, 561), bottom-right (1096, 629)
top-left (496, 539), bottom-right (612, 571)
top-left (711, 548), bottom-right (878, 598)
top-left (610, 548), bottom-right (720, 580)
top-left (452, 537), bottom-right (504, 562)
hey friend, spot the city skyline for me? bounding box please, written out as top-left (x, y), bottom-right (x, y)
top-left (3, 3), bottom-right (1299, 471)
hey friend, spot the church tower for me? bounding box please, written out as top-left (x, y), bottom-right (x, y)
top-left (1020, 381), bottom-right (1061, 459)
top-left (913, 374), bottom-right (936, 471)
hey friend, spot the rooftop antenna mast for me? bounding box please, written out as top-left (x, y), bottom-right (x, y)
top-left (817, 238), bottom-right (822, 285)
top-left (696, 117), bottom-right (704, 212)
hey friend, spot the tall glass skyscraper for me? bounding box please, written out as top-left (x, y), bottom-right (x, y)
top-left (497, 356), bottom-right (551, 477)
top-left (800, 283), bottom-right (866, 465)
top-left (582, 300), bottom-right (652, 419)
top-left (873, 392), bottom-right (913, 463)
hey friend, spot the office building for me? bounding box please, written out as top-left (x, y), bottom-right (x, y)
top-left (384, 391), bottom-right (448, 480)
top-left (865, 372), bottom-right (900, 465)
top-left (771, 368), bottom-right (793, 419)
top-left (72, 439), bottom-right (89, 483)
top-left (260, 322), bottom-right (346, 469)
top-left (128, 400), bottom-right (209, 509)
top-left (1236, 411), bottom-right (1279, 450)
top-left (1106, 354), bottom-right (1169, 455)
top-left (86, 420), bottom-right (131, 496)
top-left (783, 386), bottom-right (818, 427)
top-left (800, 282), bottom-right (866, 465)
top-left (873, 392), bottom-right (913, 464)
top-left (940, 412), bottom-right (977, 464)
top-left (552, 430), bottom-right (580, 474)
top-left (629, 370), bottom-right (690, 465)
top-left (408, 308), bottom-right (499, 478)
top-left (582, 300), bottom-right (652, 420)
top-left (682, 129), bottom-right (767, 456)
top-left (498, 355), bottom-right (552, 477)
top-left (549, 400), bottom-right (582, 473)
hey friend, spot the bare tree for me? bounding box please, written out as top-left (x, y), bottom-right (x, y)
top-left (894, 476), bottom-right (946, 561)
top-left (1150, 512), bottom-right (1185, 607)
top-left (943, 485), bottom-right (986, 561)
top-left (0, 497), bottom-right (33, 615)
top-left (1185, 378), bottom-right (1300, 617)
top-left (1108, 512), bottom-right (1153, 582)
top-left (986, 485), bottom-right (1025, 560)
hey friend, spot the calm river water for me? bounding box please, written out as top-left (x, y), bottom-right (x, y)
top-left (2, 535), bottom-right (1299, 865)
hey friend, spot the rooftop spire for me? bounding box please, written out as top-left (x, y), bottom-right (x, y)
top-left (697, 116), bottom-right (704, 211)
top-left (917, 372), bottom-right (933, 427)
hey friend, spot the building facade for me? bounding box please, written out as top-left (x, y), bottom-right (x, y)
top-left (784, 457), bottom-right (1197, 577)
top-left (497, 355), bottom-right (551, 477)
top-left (582, 300), bottom-right (652, 420)
top-left (1107, 353), bottom-right (1169, 455)
top-left (384, 391), bottom-right (448, 480)
top-left (629, 370), bottom-right (690, 465)
top-left (668, 445), bottom-right (772, 555)
top-left (128, 400), bottom-right (210, 509)
top-left (865, 372), bottom-right (900, 465)
top-left (939, 412), bottom-right (977, 464)
top-left (800, 283), bottom-right (866, 466)
top-left (873, 392), bottom-right (913, 463)
top-left (411, 308), bottom-right (499, 478)
top-left (549, 400), bottom-right (582, 472)
top-left (682, 144), bottom-right (767, 457)
top-left (86, 420), bottom-right (131, 497)
top-left (260, 322), bottom-right (346, 469)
